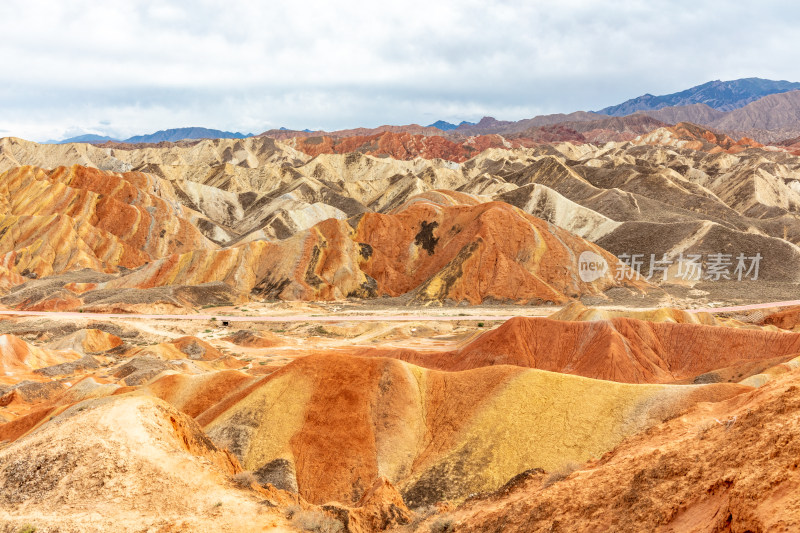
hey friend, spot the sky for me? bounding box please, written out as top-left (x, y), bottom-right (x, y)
top-left (0, 0), bottom-right (798, 142)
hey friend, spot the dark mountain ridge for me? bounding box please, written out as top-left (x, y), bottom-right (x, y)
top-left (599, 78), bottom-right (800, 116)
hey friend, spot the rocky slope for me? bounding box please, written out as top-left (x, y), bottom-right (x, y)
top-left (4, 126), bottom-right (800, 307)
top-left (4, 115), bottom-right (800, 532)
top-left (0, 334), bottom-right (82, 385)
top-left (284, 131), bottom-right (525, 163)
top-left (707, 90), bottom-right (800, 142)
top-left (442, 112), bottom-right (608, 136)
top-left (638, 103), bottom-right (728, 125)
top-left (1, 300), bottom-right (798, 530)
top-left (0, 393), bottom-right (295, 532)
top-left (196, 353), bottom-right (746, 507)
top-left (57, 198), bottom-right (636, 306)
top-left (627, 90), bottom-right (800, 143)
top-left (355, 315), bottom-right (800, 383)
top-left (446, 365), bottom-right (800, 532)
top-left (0, 156), bottom-right (653, 307)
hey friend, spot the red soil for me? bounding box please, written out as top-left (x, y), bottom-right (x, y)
top-left (355, 316), bottom-right (800, 384)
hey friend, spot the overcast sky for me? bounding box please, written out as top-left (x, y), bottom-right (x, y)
top-left (1, 0), bottom-right (797, 141)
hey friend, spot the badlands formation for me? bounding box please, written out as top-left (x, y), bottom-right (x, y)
top-left (3, 121), bottom-right (800, 532)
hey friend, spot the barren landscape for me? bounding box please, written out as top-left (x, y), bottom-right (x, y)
top-left (4, 78), bottom-right (800, 531)
top-left (5, 0), bottom-right (800, 529)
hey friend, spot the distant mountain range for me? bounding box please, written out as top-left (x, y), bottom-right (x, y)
top-left (425, 80), bottom-right (800, 143)
top-left (41, 78), bottom-right (800, 147)
top-left (47, 134), bottom-right (119, 144)
top-left (616, 89), bottom-right (800, 142)
top-left (50, 127), bottom-right (254, 144)
top-left (124, 127), bottom-right (252, 144)
top-left (599, 78), bottom-right (800, 115)
top-left (426, 120), bottom-right (476, 131)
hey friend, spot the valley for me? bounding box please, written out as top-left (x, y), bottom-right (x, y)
top-left (4, 77), bottom-right (800, 532)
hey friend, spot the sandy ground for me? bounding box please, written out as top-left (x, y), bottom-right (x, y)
top-left (3, 295), bottom-right (799, 322)
top-left (0, 297), bottom-right (791, 381)
top-left (2, 297), bottom-right (800, 532)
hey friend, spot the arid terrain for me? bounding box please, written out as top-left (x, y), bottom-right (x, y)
top-left (4, 98), bottom-right (800, 532)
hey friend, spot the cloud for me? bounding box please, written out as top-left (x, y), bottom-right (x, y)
top-left (0, 0), bottom-right (798, 140)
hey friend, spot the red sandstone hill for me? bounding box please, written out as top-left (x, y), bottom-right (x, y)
top-left (449, 367), bottom-right (800, 532)
top-left (775, 134), bottom-right (800, 155)
top-left (1, 184), bottom-right (647, 307)
top-left (634, 122), bottom-right (763, 153)
top-left (282, 121), bottom-right (679, 162)
top-left (510, 115), bottom-right (668, 144)
top-left (258, 123), bottom-right (445, 140)
top-left (353, 199), bottom-right (636, 303)
top-left (0, 350), bottom-right (747, 523)
top-left (284, 131), bottom-right (526, 162)
top-left (95, 197), bottom-right (641, 305)
top-left (762, 306), bottom-right (800, 330)
top-left (450, 112), bottom-right (607, 136)
top-left (356, 316), bottom-right (800, 384)
top-left (192, 353), bottom-right (745, 507)
top-left (0, 165), bottom-right (218, 282)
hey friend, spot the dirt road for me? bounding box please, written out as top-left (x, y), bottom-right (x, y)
top-left (1, 298), bottom-right (798, 323)
top-left (0, 309), bottom-right (520, 322)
